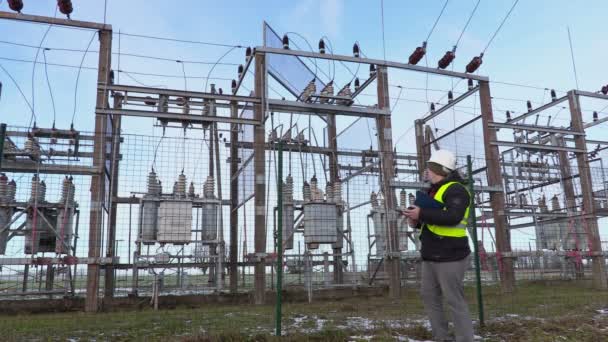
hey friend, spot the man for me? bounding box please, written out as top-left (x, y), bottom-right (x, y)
top-left (403, 149), bottom-right (474, 342)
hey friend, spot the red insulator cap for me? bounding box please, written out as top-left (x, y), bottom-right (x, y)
top-left (57, 0), bottom-right (73, 16)
top-left (465, 54), bottom-right (483, 73)
top-left (408, 46), bottom-right (426, 65)
top-left (438, 51), bottom-right (456, 69)
top-left (8, 0), bottom-right (24, 12)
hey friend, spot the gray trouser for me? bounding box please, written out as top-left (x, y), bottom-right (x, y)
top-left (421, 256), bottom-right (474, 342)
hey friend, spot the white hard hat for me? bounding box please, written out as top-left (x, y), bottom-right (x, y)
top-left (428, 149), bottom-right (456, 171)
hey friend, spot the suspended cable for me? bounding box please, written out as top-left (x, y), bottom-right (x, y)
top-left (380, 0), bottom-right (387, 61)
top-left (30, 11), bottom-right (55, 128)
top-left (121, 71), bottom-right (167, 88)
top-left (426, 0), bottom-right (450, 42)
top-left (455, 0), bottom-right (481, 47)
top-left (178, 60), bottom-right (188, 91)
top-left (204, 46), bottom-right (240, 92)
top-left (481, 0), bottom-right (520, 54)
top-left (567, 27), bottom-right (580, 90)
top-left (117, 31), bottom-right (244, 48)
top-left (41, 49), bottom-right (57, 127)
top-left (0, 62), bottom-right (35, 115)
top-left (71, 32), bottom-right (97, 125)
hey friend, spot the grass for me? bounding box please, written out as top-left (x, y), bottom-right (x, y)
top-left (1, 280), bottom-right (608, 341)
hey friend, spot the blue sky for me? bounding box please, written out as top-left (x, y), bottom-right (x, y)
top-left (2, 0), bottom-right (608, 151)
top-left (1, 1), bottom-right (608, 261)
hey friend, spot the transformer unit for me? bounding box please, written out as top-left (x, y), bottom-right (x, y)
top-left (0, 173), bottom-right (17, 254)
top-left (301, 176), bottom-right (343, 247)
top-left (140, 170), bottom-right (219, 245)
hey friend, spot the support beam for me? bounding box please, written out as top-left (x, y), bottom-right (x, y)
top-left (255, 47), bottom-right (489, 81)
top-left (0, 160), bottom-right (99, 175)
top-left (507, 96), bottom-right (568, 124)
top-left (267, 99), bottom-right (389, 118)
top-left (375, 66), bottom-right (400, 298)
top-left (105, 84), bottom-right (260, 104)
top-left (479, 81), bottom-right (514, 292)
top-left (229, 101), bottom-right (239, 293)
top-left (327, 111), bottom-right (343, 284)
top-left (568, 91), bottom-right (608, 289)
top-left (487, 121), bottom-right (584, 135)
top-left (104, 93), bottom-right (123, 299)
top-left (96, 108), bottom-right (260, 126)
top-left (421, 86), bottom-right (480, 123)
top-left (0, 10), bottom-right (111, 31)
top-left (253, 53), bottom-right (267, 304)
top-left (490, 141), bottom-right (585, 153)
top-left (86, 29), bottom-right (112, 312)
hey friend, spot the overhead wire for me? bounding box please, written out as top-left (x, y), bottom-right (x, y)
top-left (455, 0), bottom-right (481, 48)
top-left (426, 0), bottom-right (450, 42)
top-left (41, 49), bottom-right (57, 127)
top-left (30, 6), bottom-right (58, 128)
top-left (71, 32), bottom-right (97, 126)
top-left (481, 0), bottom-right (520, 54)
top-left (116, 31), bottom-right (245, 49)
top-left (204, 46), bottom-right (240, 92)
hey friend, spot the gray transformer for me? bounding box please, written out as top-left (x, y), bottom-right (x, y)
top-left (25, 209), bottom-right (58, 254)
top-left (141, 198), bottom-right (159, 244)
top-left (55, 207), bottom-right (75, 254)
top-left (0, 207), bottom-right (11, 255)
top-left (282, 203), bottom-right (294, 250)
top-left (200, 202), bottom-right (218, 242)
top-left (303, 202), bottom-right (338, 245)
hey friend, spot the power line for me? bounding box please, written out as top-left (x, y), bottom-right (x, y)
top-left (426, 0), bottom-right (450, 42)
top-left (42, 49), bottom-right (57, 126)
top-left (71, 32), bottom-right (97, 125)
top-left (482, 0), bottom-right (520, 54)
top-left (380, 0), bottom-right (386, 61)
top-left (455, 0), bottom-right (481, 48)
top-left (567, 27), bottom-right (580, 90)
top-left (0, 62), bottom-right (36, 116)
top-left (0, 39), bottom-right (239, 65)
top-left (116, 31), bottom-right (244, 49)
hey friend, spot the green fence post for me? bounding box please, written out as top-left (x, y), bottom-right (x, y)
top-left (275, 140), bottom-right (284, 336)
top-left (467, 155), bottom-right (485, 327)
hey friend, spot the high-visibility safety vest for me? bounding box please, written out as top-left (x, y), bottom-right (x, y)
top-left (424, 181), bottom-right (469, 238)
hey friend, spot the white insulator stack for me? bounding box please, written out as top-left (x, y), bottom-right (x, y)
top-left (147, 170), bottom-right (161, 195)
top-left (7, 180), bottom-right (16, 203)
top-left (408, 193), bottom-right (416, 208)
top-left (204, 176), bottom-right (215, 199)
top-left (301, 79), bottom-right (316, 102)
top-left (337, 83), bottom-right (352, 105)
top-left (0, 174), bottom-right (7, 202)
top-left (30, 175), bottom-right (46, 203)
top-left (303, 181), bottom-right (311, 202)
top-left (188, 182), bottom-right (196, 198)
top-left (325, 182), bottom-right (334, 203)
top-left (60, 176), bottom-right (75, 204)
top-left (283, 175), bottom-right (294, 204)
top-left (551, 195), bottom-right (561, 212)
top-left (377, 191), bottom-right (385, 209)
top-left (172, 181), bottom-right (178, 195)
top-left (24, 136), bottom-right (41, 159)
top-left (333, 180), bottom-right (342, 205)
top-left (370, 191), bottom-right (378, 209)
top-left (175, 172), bottom-right (187, 198)
top-left (319, 81), bottom-right (334, 103)
top-left (399, 189), bottom-right (407, 209)
top-left (538, 195), bottom-right (548, 213)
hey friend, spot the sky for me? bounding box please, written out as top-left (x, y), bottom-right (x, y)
top-left (1, 0), bottom-right (608, 267)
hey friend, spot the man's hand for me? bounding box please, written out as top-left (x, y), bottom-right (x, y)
top-left (403, 205), bottom-right (421, 221)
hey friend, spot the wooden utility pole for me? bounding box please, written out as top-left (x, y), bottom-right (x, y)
top-left (253, 53), bottom-right (267, 304)
top-left (479, 80), bottom-right (515, 292)
top-left (229, 101), bottom-right (239, 293)
top-left (87, 28), bottom-right (112, 311)
top-left (375, 66), bottom-right (400, 298)
top-left (567, 91), bottom-right (608, 289)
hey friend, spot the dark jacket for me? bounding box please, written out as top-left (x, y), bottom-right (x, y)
top-left (418, 172), bottom-right (471, 262)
